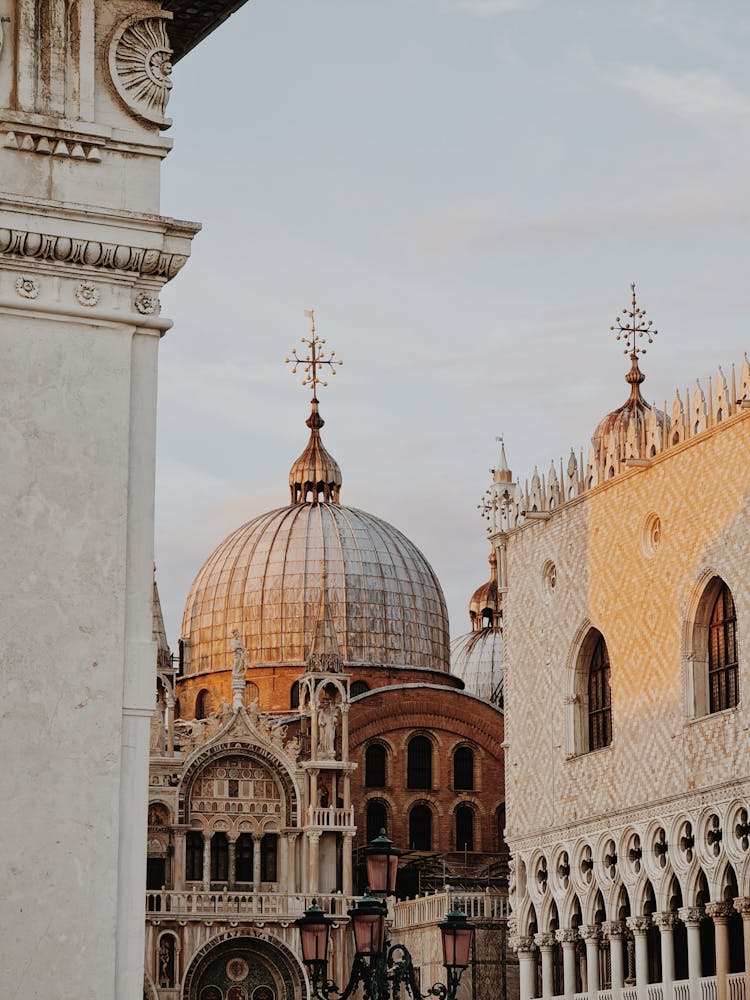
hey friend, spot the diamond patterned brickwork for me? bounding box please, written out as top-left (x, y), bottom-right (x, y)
top-left (503, 409), bottom-right (750, 853)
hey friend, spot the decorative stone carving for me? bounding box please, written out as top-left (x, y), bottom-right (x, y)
top-left (534, 933), bottom-right (556, 949)
top-left (109, 13), bottom-right (174, 127)
top-left (135, 291), bottom-right (159, 315)
top-left (555, 929), bottom-right (579, 945)
top-left (513, 935), bottom-right (535, 954)
top-left (653, 912), bottom-right (677, 931)
top-left (316, 698), bottom-right (337, 759)
top-left (5, 131), bottom-right (102, 161)
top-left (231, 629), bottom-right (249, 681)
top-left (678, 906), bottom-right (703, 925)
top-left (0, 227), bottom-right (187, 279)
top-left (15, 276), bottom-right (39, 299)
top-left (603, 921), bottom-right (625, 939)
top-left (579, 924), bottom-right (600, 941)
top-left (706, 901), bottom-right (734, 921)
top-left (75, 281), bottom-right (99, 307)
top-left (626, 916), bottom-right (651, 934)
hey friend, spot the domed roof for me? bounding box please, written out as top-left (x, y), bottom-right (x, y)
top-left (182, 503), bottom-right (450, 673)
top-left (450, 628), bottom-right (504, 704)
top-left (469, 549), bottom-right (500, 629)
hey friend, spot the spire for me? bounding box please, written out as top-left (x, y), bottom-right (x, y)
top-left (152, 567), bottom-right (172, 672)
top-left (493, 434), bottom-right (512, 485)
top-left (593, 283), bottom-right (662, 455)
top-left (307, 586), bottom-right (343, 672)
top-left (286, 310), bottom-right (344, 504)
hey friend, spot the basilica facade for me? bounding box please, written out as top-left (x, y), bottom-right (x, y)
top-left (144, 340), bottom-right (511, 1000)
top-left (494, 291), bottom-right (750, 1000)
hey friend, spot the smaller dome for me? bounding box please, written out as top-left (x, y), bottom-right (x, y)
top-left (289, 398), bottom-right (342, 504)
top-left (451, 628), bottom-right (504, 705)
top-left (592, 355), bottom-right (666, 456)
top-left (468, 549), bottom-right (500, 631)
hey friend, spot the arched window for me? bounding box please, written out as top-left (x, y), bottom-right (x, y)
top-left (194, 689), bottom-right (210, 720)
top-left (588, 633), bottom-right (612, 751)
top-left (290, 681), bottom-right (300, 710)
top-left (261, 833), bottom-right (278, 882)
top-left (235, 833), bottom-right (253, 883)
top-left (366, 800), bottom-right (388, 843)
top-left (365, 743), bottom-right (387, 787)
top-left (351, 680), bottom-right (369, 697)
top-left (709, 582), bottom-right (738, 713)
top-left (157, 934), bottom-right (176, 988)
top-left (407, 735), bottom-right (432, 789)
top-left (409, 804), bottom-right (432, 851)
top-left (210, 832), bottom-right (229, 882)
top-left (453, 746), bottom-right (474, 790)
top-left (456, 805), bottom-right (474, 851)
top-left (185, 831), bottom-right (203, 881)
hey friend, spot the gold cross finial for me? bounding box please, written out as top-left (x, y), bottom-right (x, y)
top-left (610, 282), bottom-right (658, 359)
top-left (285, 309), bottom-right (343, 398)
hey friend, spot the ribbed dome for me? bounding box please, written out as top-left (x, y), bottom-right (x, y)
top-left (450, 629), bottom-right (504, 704)
top-left (591, 355), bottom-right (665, 455)
top-left (182, 503), bottom-right (450, 674)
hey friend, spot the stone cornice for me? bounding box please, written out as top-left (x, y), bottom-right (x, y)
top-left (0, 224), bottom-right (188, 279)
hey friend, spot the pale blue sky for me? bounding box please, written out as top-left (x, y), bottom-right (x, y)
top-left (155, 0), bottom-right (750, 645)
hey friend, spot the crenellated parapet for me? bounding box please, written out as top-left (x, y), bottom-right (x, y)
top-left (485, 353), bottom-right (750, 536)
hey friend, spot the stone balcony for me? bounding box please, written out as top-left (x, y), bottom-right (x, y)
top-left (542, 973), bottom-right (746, 1000)
top-left (145, 890), bottom-right (350, 921)
top-left (392, 890), bottom-right (509, 929)
top-left (306, 805), bottom-right (356, 830)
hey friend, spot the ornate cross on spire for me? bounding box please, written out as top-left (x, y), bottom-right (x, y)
top-left (610, 282), bottom-right (658, 359)
top-left (285, 309), bottom-right (343, 398)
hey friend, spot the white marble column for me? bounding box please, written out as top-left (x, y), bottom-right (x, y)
top-left (228, 838), bottom-right (236, 890)
top-left (173, 830), bottom-right (186, 891)
top-left (308, 832), bottom-right (321, 895)
top-left (342, 833), bottom-right (354, 896)
top-left (626, 917), bottom-right (650, 1000)
top-left (654, 913), bottom-right (676, 1000)
top-left (253, 834), bottom-right (262, 891)
top-left (556, 929), bottom-right (579, 1000)
top-left (604, 921), bottom-right (625, 1000)
top-left (580, 926), bottom-right (600, 1000)
top-left (535, 933), bottom-right (556, 998)
top-left (733, 898), bottom-right (750, 1000)
top-left (517, 937), bottom-right (537, 1000)
top-left (707, 902), bottom-right (733, 1000)
top-left (679, 907), bottom-right (704, 1000)
top-left (202, 833), bottom-right (211, 889)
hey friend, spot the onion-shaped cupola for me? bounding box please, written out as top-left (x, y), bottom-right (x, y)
top-left (289, 398), bottom-right (342, 504)
top-left (469, 549), bottom-right (500, 632)
top-left (592, 283), bottom-right (665, 454)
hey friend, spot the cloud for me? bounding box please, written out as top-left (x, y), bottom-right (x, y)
top-left (612, 66), bottom-right (750, 125)
top-left (460, 0), bottom-right (537, 14)
top-left (401, 178), bottom-right (750, 258)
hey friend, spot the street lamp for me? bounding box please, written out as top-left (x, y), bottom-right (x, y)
top-left (364, 828), bottom-right (400, 895)
top-left (296, 835), bottom-right (474, 1000)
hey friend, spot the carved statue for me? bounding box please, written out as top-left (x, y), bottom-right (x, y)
top-left (217, 698), bottom-right (233, 726)
top-left (317, 697), bottom-right (337, 759)
top-left (231, 628), bottom-right (249, 680)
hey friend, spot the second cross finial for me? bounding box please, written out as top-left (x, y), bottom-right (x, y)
top-left (285, 309), bottom-right (344, 399)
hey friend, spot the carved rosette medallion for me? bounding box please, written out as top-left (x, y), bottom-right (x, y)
top-left (15, 276), bottom-right (39, 299)
top-left (75, 281), bottom-right (100, 307)
top-left (134, 291), bottom-right (159, 315)
top-left (109, 13), bottom-right (174, 127)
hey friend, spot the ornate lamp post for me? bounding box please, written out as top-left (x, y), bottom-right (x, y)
top-left (295, 834), bottom-right (474, 1000)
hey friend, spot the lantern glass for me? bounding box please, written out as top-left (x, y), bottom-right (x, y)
top-left (439, 909), bottom-right (474, 970)
top-left (296, 902), bottom-right (332, 967)
top-left (364, 829), bottom-right (400, 894)
top-left (352, 910), bottom-right (385, 956)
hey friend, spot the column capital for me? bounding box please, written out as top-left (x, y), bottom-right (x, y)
top-left (653, 911), bottom-right (677, 931)
top-left (534, 932), bottom-right (556, 949)
top-left (579, 924), bottom-right (600, 942)
top-left (733, 897), bottom-right (750, 917)
top-left (626, 915), bottom-right (651, 935)
top-left (678, 906), bottom-right (703, 926)
top-left (513, 935), bottom-right (536, 955)
top-left (555, 928), bottom-right (579, 945)
top-left (602, 920), bottom-right (625, 940)
top-left (705, 901), bottom-right (734, 922)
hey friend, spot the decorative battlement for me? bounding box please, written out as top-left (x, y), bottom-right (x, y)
top-left (483, 353), bottom-right (750, 536)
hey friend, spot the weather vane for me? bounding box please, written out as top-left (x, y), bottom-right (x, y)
top-left (610, 282), bottom-right (657, 358)
top-left (285, 309), bottom-right (343, 397)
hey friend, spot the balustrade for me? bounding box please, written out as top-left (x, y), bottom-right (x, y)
top-left (145, 890), bottom-right (349, 919)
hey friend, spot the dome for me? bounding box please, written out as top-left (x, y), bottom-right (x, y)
top-left (182, 502), bottom-right (450, 674)
top-left (591, 354), bottom-right (664, 455)
top-left (450, 629), bottom-right (504, 704)
top-left (469, 549), bottom-right (500, 631)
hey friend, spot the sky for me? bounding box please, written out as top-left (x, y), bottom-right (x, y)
top-left (155, 0), bottom-right (750, 646)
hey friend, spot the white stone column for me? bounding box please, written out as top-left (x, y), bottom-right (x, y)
top-left (340, 704), bottom-right (350, 763)
top-left (203, 834), bottom-right (211, 890)
top-left (556, 929), bottom-right (579, 1000)
top-left (286, 833), bottom-right (300, 894)
top-left (308, 832), bottom-right (321, 896)
top-left (228, 839), bottom-right (237, 890)
top-left (733, 898), bottom-right (750, 1000)
top-left (604, 921), bottom-right (625, 1000)
top-left (173, 830), bottom-right (186, 892)
top-left (654, 913), bottom-right (676, 1000)
top-left (342, 833), bottom-right (354, 896)
top-left (679, 907), bottom-right (704, 1000)
top-left (580, 926), bottom-right (600, 1000)
top-left (536, 933), bottom-right (556, 998)
top-left (517, 937), bottom-right (537, 1000)
top-left (707, 902), bottom-right (733, 1000)
top-left (626, 917), bottom-right (650, 1000)
top-left (253, 834), bottom-right (263, 891)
